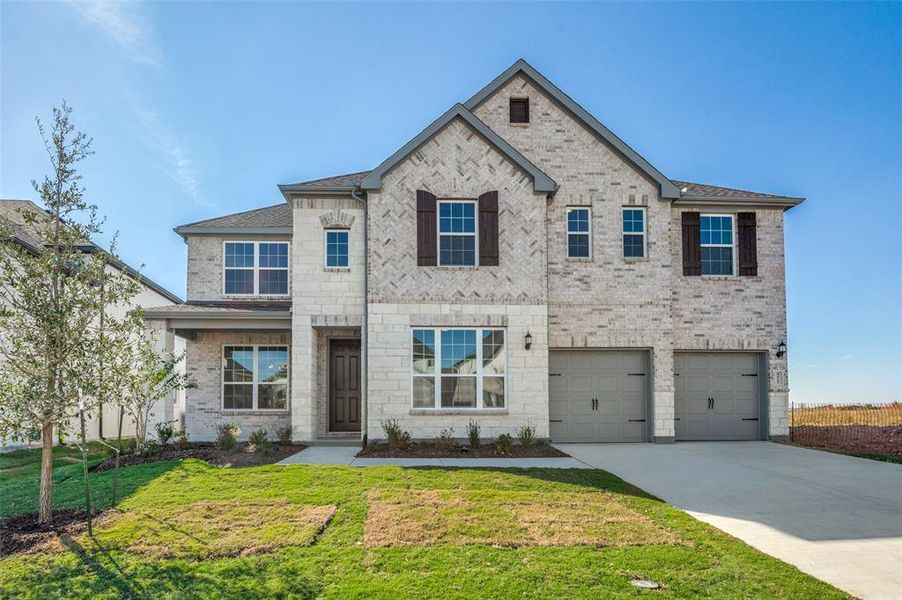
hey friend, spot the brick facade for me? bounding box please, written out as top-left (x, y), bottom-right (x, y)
top-left (176, 64), bottom-right (794, 444)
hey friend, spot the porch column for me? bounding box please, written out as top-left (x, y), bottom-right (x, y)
top-left (291, 314), bottom-right (316, 442)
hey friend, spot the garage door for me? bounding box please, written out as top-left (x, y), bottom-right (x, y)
top-left (674, 352), bottom-right (762, 441)
top-left (549, 350), bottom-right (648, 442)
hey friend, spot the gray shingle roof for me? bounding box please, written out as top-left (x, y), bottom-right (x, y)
top-left (672, 180), bottom-right (800, 200)
top-left (179, 203), bottom-right (292, 228)
top-left (285, 171), bottom-right (370, 190)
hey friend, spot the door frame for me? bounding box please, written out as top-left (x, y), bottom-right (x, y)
top-left (673, 350), bottom-right (769, 441)
top-left (328, 337), bottom-right (362, 433)
top-left (548, 347), bottom-right (653, 443)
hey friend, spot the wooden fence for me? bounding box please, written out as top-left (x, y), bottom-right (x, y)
top-left (789, 402), bottom-right (902, 455)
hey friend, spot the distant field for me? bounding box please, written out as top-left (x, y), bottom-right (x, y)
top-left (790, 402), bottom-right (902, 457)
top-left (791, 402), bottom-right (902, 426)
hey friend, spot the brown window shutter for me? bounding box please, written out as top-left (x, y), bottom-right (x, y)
top-left (509, 98), bottom-right (529, 123)
top-left (478, 190), bottom-right (499, 266)
top-left (738, 212), bottom-right (758, 276)
top-left (681, 212), bottom-right (701, 276)
top-left (416, 190), bottom-right (437, 266)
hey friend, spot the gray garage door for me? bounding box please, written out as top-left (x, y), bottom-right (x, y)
top-left (674, 352), bottom-right (762, 441)
top-left (549, 350), bottom-right (648, 442)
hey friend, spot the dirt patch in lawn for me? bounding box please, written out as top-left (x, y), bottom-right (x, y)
top-left (0, 509), bottom-right (118, 557)
top-left (358, 442), bottom-right (568, 459)
top-left (94, 499), bottom-right (336, 559)
top-left (788, 425), bottom-right (902, 456)
top-left (91, 443), bottom-right (305, 471)
top-left (364, 489), bottom-right (678, 548)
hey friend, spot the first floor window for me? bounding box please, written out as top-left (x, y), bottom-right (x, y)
top-left (223, 345), bottom-right (288, 410)
top-left (325, 230), bottom-right (349, 268)
top-left (438, 200), bottom-right (477, 266)
top-left (567, 207), bottom-right (591, 258)
top-left (622, 207), bottom-right (646, 258)
top-left (224, 241), bottom-right (289, 295)
top-left (700, 214), bottom-right (735, 275)
top-left (411, 328), bottom-right (505, 409)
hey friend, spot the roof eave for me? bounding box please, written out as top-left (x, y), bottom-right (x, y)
top-left (464, 59), bottom-right (680, 199)
top-left (278, 184), bottom-right (360, 203)
top-left (674, 195), bottom-right (806, 210)
top-left (143, 308), bottom-right (292, 320)
top-left (173, 225), bottom-right (293, 240)
top-left (360, 103), bottom-right (557, 194)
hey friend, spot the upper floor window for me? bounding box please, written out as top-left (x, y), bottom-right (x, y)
top-left (622, 208), bottom-right (646, 259)
top-left (411, 328), bottom-right (505, 409)
top-left (224, 241), bottom-right (289, 295)
top-left (700, 215), bottom-right (735, 276)
top-left (566, 207), bottom-right (591, 258)
top-left (325, 230), bottom-right (349, 268)
top-left (509, 98), bottom-right (529, 124)
top-left (438, 200), bottom-right (477, 266)
top-left (222, 345), bottom-right (288, 410)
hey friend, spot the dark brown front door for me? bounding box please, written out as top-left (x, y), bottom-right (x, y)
top-left (329, 340), bottom-right (361, 432)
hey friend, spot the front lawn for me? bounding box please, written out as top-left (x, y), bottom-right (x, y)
top-left (0, 448), bottom-right (849, 599)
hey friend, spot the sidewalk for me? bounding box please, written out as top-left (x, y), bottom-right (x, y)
top-left (277, 444), bottom-right (589, 468)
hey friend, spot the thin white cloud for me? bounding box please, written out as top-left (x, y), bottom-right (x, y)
top-left (66, 1), bottom-right (164, 69)
top-left (129, 96), bottom-right (209, 206)
top-left (841, 354), bottom-right (854, 361)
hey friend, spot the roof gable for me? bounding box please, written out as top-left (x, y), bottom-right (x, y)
top-left (359, 104), bottom-right (556, 193)
top-left (464, 59), bottom-right (681, 199)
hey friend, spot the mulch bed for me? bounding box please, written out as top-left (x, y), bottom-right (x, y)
top-left (0, 508), bottom-right (115, 557)
top-left (91, 442), bottom-right (306, 471)
top-left (789, 425), bottom-right (902, 456)
top-left (358, 441), bottom-right (568, 459)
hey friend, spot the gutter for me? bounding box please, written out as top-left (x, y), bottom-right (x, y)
top-left (351, 187), bottom-right (368, 449)
top-left (673, 195), bottom-right (806, 210)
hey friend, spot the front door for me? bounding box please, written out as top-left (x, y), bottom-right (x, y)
top-left (329, 340), bottom-right (361, 432)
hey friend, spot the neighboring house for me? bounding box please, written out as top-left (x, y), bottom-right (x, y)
top-left (146, 60), bottom-right (802, 445)
top-left (0, 199), bottom-right (185, 444)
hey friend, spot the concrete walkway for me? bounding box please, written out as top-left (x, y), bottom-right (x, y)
top-left (277, 444), bottom-right (589, 469)
top-left (558, 442), bottom-right (902, 600)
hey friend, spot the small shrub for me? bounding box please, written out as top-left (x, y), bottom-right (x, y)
top-left (276, 425), bottom-right (292, 445)
top-left (248, 429), bottom-right (270, 453)
top-left (517, 423), bottom-right (536, 447)
top-left (381, 419), bottom-right (411, 451)
top-left (434, 428), bottom-right (457, 452)
top-left (174, 431), bottom-right (189, 450)
top-left (466, 419), bottom-right (481, 448)
top-left (120, 438), bottom-right (137, 455)
top-left (138, 440), bottom-right (159, 457)
top-left (154, 421), bottom-right (175, 445)
top-left (216, 421), bottom-right (240, 451)
top-left (496, 433), bottom-right (513, 455)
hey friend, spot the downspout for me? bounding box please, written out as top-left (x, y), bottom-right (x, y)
top-left (350, 188), bottom-right (368, 448)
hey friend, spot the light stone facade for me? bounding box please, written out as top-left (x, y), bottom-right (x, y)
top-left (176, 65), bottom-right (794, 444)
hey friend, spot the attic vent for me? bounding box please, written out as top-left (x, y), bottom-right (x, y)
top-left (509, 98), bottom-right (529, 124)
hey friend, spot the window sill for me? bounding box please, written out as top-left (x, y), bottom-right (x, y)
top-left (410, 409), bottom-right (509, 416)
top-left (324, 267), bottom-right (351, 273)
top-left (566, 257), bottom-right (593, 262)
top-left (222, 294), bottom-right (291, 299)
top-left (509, 122), bottom-right (530, 128)
top-left (435, 265), bottom-right (479, 270)
top-left (623, 257), bottom-right (648, 262)
top-left (699, 275), bottom-right (739, 280)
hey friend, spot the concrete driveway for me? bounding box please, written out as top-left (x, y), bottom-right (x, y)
top-left (556, 442), bottom-right (902, 600)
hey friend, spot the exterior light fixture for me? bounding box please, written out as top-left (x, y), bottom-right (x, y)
top-left (776, 340), bottom-right (786, 358)
top-left (525, 331), bottom-right (533, 350)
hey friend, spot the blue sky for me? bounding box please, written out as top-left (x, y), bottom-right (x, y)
top-left (1, 1), bottom-right (899, 405)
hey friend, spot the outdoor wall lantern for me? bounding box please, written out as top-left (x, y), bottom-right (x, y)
top-left (524, 331), bottom-right (533, 350)
top-left (776, 340), bottom-right (786, 358)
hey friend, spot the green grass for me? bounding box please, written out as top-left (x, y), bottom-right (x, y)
top-left (0, 448), bottom-right (850, 599)
top-left (845, 452), bottom-right (902, 464)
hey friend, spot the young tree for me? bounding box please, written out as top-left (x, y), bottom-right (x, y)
top-left (102, 311), bottom-right (191, 450)
top-left (0, 103), bottom-right (136, 523)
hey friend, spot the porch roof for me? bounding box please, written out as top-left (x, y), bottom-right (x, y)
top-left (143, 301), bottom-right (291, 337)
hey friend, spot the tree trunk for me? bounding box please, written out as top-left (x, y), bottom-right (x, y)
top-left (39, 420), bottom-right (53, 524)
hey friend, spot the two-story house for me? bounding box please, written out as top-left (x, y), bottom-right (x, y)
top-left (145, 60), bottom-right (803, 445)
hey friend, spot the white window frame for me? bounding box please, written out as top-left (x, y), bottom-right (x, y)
top-left (437, 199), bottom-right (479, 267)
top-left (222, 241), bottom-right (290, 296)
top-left (221, 344), bottom-right (290, 411)
top-left (566, 206), bottom-right (592, 259)
top-left (410, 327), bottom-right (507, 410)
top-left (324, 229), bottom-right (350, 270)
top-left (700, 213), bottom-right (737, 277)
top-left (622, 207), bottom-right (647, 259)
